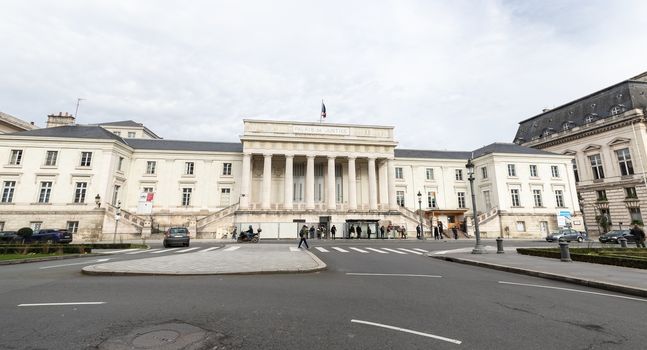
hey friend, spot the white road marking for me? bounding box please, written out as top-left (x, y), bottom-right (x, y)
top-left (351, 319), bottom-right (461, 345)
top-left (382, 248), bottom-right (407, 254)
top-left (18, 302), bottom-right (106, 307)
top-left (349, 247), bottom-right (369, 253)
top-left (347, 273), bottom-right (441, 278)
top-left (151, 248), bottom-right (179, 254)
top-left (175, 247), bottom-right (199, 253)
top-left (199, 247), bottom-right (220, 253)
top-left (366, 248), bottom-right (388, 254)
top-left (315, 247), bottom-right (329, 252)
top-left (101, 249), bottom-right (137, 254)
top-left (126, 249), bottom-right (160, 255)
top-left (39, 258), bottom-right (110, 269)
top-left (223, 246), bottom-right (241, 251)
top-left (289, 247), bottom-right (301, 252)
top-left (412, 248), bottom-right (429, 253)
top-left (498, 281), bottom-right (647, 302)
top-left (332, 247), bottom-right (349, 253)
top-left (398, 248), bottom-right (423, 255)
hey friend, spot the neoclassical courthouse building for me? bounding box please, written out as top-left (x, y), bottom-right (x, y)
top-left (0, 109), bottom-right (581, 240)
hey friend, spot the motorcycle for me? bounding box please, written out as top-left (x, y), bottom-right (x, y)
top-left (237, 229), bottom-right (260, 243)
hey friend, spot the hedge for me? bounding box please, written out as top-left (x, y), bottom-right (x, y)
top-left (0, 245), bottom-right (91, 255)
top-left (517, 248), bottom-right (647, 269)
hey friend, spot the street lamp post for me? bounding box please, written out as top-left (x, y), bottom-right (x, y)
top-left (466, 159), bottom-right (485, 254)
top-left (578, 194), bottom-right (589, 235)
top-left (113, 201), bottom-right (121, 244)
top-left (417, 191), bottom-right (425, 240)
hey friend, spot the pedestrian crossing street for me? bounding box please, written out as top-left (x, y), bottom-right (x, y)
top-left (102, 246), bottom-right (429, 256)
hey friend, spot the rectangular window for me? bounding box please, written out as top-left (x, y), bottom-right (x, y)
top-left (128, 132), bottom-right (136, 138)
top-left (483, 190), bottom-right (492, 210)
top-left (508, 164), bottom-right (517, 177)
top-left (0, 221), bottom-right (4, 231)
top-left (9, 150), bottom-right (23, 165)
top-left (629, 207), bottom-right (643, 224)
top-left (551, 165), bottom-right (560, 178)
top-left (533, 189), bottom-right (543, 207)
top-left (112, 185), bottom-right (120, 206)
top-left (516, 221), bottom-right (526, 232)
top-left (74, 182), bottom-right (87, 203)
top-left (143, 187), bottom-right (154, 193)
top-left (427, 191), bottom-right (436, 208)
top-left (146, 161), bottom-right (156, 175)
top-left (66, 221), bottom-right (79, 234)
top-left (45, 151), bottom-right (58, 166)
top-left (114, 131), bottom-right (121, 136)
top-left (455, 169), bottom-right (463, 181)
top-left (625, 187), bottom-right (637, 199)
top-left (511, 189), bottom-right (521, 207)
top-left (481, 167), bottom-right (488, 179)
top-left (185, 162), bottom-right (195, 175)
top-left (223, 163), bottom-right (232, 176)
top-left (396, 190), bottom-right (405, 207)
top-left (395, 167), bottom-right (403, 179)
top-left (529, 164), bottom-right (537, 177)
top-left (457, 192), bottom-right (466, 208)
top-left (80, 152), bottom-right (92, 167)
top-left (572, 159), bottom-right (579, 182)
top-left (589, 154), bottom-right (605, 179)
top-left (38, 181), bottom-right (52, 203)
top-left (555, 190), bottom-right (564, 207)
top-left (596, 190), bottom-right (607, 201)
top-left (1, 181), bottom-right (16, 203)
top-left (220, 188), bottom-right (231, 206)
top-left (30, 221), bottom-right (42, 231)
top-left (616, 148), bottom-right (634, 176)
top-left (182, 188), bottom-right (192, 206)
top-left (117, 157), bottom-right (124, 171)
top-left (426, 168), bottom-right (434, 180)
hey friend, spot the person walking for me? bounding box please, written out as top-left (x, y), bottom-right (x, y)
top-left (438, 221), bottom-right (444, 239)
top-left (434, 225), bottom-right (439, 240)
top-left (416, 224), bottom-right (421, 239)
top-left (380, 225), bottom-right (385, 239)
top-left (349, 225), bottom-right (355, 239)
top-left (356, 225), bottom-right (363, 239)
top-left (366, 225), bottom-right (372, 240)
top-left (630, 224), bottom-right (646, 248)
top-left (231, 226), bottom-right (238, 240)
top-left (331, 225), bottom-right (337, 240)
top-left (298, 225), bottom-right (309, 249)
top-left (452, 226), bottom-right (458, 240)
top-left (309, 225), bottom-right (316, 239)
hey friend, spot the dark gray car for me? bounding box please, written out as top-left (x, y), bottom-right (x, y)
top-left (163, 227), bottom-right (190, 248)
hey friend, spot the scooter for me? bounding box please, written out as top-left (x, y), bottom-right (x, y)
top-left (237, 229), bottom-right (260, 243)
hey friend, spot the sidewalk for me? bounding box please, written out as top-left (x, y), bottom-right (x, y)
top-left (82, 244), bottom-right (326, 276)
top-left (431, 246), bottom-right (647, 298)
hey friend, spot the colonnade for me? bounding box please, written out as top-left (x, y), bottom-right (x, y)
top-left (239, 153), bottom-right (398, 211)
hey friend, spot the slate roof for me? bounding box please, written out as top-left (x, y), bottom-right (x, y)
top-left (514, 72), bottom-right (647, 143)
top-left (395, 143), bottom-right (558, 160)
top-left (395, 149), bottom-right (471, 160)
top-left (471, 142), bottom-right (558, 158)
top-left (98, 120), bottom-right (143, 127)
top-left (7, 125), bottom-right (125, 142)
top-left (125, 138), bottom-right (243, 153)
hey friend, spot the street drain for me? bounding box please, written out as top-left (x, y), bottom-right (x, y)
top-left (98, 322), bottom-right (230, 350)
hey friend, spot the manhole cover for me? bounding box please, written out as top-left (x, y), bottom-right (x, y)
top-left (132, 330), bottom-right (181, 348)
top-left (98, 322), bottom-right (230, 350)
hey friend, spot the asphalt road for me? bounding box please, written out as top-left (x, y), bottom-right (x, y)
top-left (1, 239), bottom-right (645, 349)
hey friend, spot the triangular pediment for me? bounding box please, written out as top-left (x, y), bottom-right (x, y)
top-left (562, 149), bottom-right (577, 156)
top-left (582, 144), bottom-right (602, 152)
top-left (607, 137), bottom-right (631, 146)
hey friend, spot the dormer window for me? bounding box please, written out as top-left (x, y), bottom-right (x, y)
top-left (610, 105), bottom-right (624, 116)
top-left (584, 114), bottom-right (596, 124)
top-left (562, 122), bottom-right (571, 131)
top-left (542, 128), bottom-right (554, 137)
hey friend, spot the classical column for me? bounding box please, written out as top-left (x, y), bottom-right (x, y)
top-left (368, 157), bottom-right (377, 210)
top-left (240, 153), bottom-right (251, 209)
top-left (378, 159), bottom-right (388, 208)
top-left (261, 154), bottom-right (272, 210)
top-left (327, 156), bottom-right (336, 210)
top-left (388, 158), bottom-right (398, 210)
top-left (348, 157), bottom-right (357, 210)
top-left (284, 154), bottom-right (294, 210)
top-left (306, 154), bottom-right (315, 210)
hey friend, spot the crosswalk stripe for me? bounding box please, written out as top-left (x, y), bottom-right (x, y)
top-left (382, 248), bottom-right (407, 254)
top-left (349, 247), bottom-right (369, 253)
top-left (366, 248), bottom-right (388, 254)
top-left (151, 248), bottom-right (179, 254)
top-left (398, 248), bottom-right (423, 255)
top-left (332, 247), bottom-right (349, 253)
top-left (412, 248), bottom-right (429, 253)
top-left (103, 249), bottom-right (136, 254)
top-left (126, 249), bottom-right (161, 255)
top-left (199, 247), bottom-right (220, 253)
top-left (289, 247), bottom-right (300, 252)
top-left (176, 247), bottom-right (199, 253)
top-left (223, 246), bottom-right (241, 251)
top-left (315, 247), bottom-right (329, 252)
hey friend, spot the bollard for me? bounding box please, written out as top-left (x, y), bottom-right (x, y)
top-left (559, 241), bottom-right (572, 262)
top-left (496, 237), bottom-right (504, 254)
top-left (618, 237), bottom-right (628, 248)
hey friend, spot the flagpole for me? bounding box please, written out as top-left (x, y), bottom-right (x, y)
top-left (320, 99), bottom-right (323, 123)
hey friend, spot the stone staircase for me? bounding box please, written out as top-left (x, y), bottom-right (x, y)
top-left (196, 202), bottom-right (239, 232)
top-left (103, 204), bottom-right (147, 236)
top-left (397, 206), bottom-right (432, 232)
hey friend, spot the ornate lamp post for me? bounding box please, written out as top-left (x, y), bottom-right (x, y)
top-left (95, 194), bottom-right (101, 208)
top-left (417, 191), bottom-right (425, 240)
top-left (113, 200), bottom-right (121, 243)
top-left (577, 194), bottom-right (589, 234)
top-left (466, 159), bottom-right (485, 254)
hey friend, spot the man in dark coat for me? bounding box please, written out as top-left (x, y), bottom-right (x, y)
top-left (356, 225), bottom-right (362, 239)
top-left (349, 225), bottom-right (355, 239)
top-left (380, 225), bottom-right (385, 239)
top-left (630, 225), bottom-right (646, 248)
top-left (331, 225), bottom-right (337, 240)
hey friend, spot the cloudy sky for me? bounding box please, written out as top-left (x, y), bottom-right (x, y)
top-left (1, 0), bottom-right (646, 151)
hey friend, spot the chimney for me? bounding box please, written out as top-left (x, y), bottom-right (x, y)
top-left (46, 112), bottom-right (76, 128)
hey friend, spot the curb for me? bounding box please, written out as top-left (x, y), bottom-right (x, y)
top-left (432, 255), bottom-right (647, 298)
top-left (0, 253), bottom-right (102, 266)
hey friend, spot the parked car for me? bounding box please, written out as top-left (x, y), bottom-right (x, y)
top-left (163, 227), bottom-right (190, 248)
top-left (558, 231), bottom-right (588, 243)
top-left (31, 229), bottom-right (73, 244)
top-left (598, 230), bottom-right (636, 244)
top-left (545, 228), bottom-right (584, 242)
top-left (0, 231), bottom-right (20, 243)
